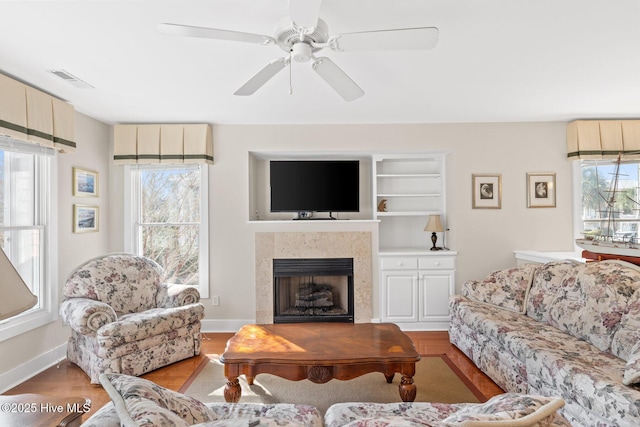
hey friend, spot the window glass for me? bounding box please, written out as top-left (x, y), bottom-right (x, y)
top-left (129, 165), bottom-right (208, 292)
top-left (580, 160), bottom-right (640, 242)
top-left (0, 145), bottom-right (50, 319)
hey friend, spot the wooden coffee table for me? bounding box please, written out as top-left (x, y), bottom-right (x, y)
top-left (220, 322), bottom-right (420, 403)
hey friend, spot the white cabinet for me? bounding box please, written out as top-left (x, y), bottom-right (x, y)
top-left (380, 253), bottom-right (456, 330)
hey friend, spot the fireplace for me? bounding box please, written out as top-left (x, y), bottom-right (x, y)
top-left (273, 258), bottom-right (354, 323)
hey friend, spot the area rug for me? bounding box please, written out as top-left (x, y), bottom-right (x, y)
top-left (179, 354), bottom-right (484, 415)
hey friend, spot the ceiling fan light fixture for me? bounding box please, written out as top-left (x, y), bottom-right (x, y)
top-left (292, 43), bottom-right (312, 62)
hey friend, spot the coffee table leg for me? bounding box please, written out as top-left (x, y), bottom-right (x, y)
top-left (384, 373), bottom-right (394, 383)
top-left (399, 374), bottom-right (417, 402)
top-left (224, 377), bottom-right (241, 403)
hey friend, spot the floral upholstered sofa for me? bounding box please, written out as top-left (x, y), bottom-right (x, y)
top-left (449, 259), bottom-right (640, 427)
top-left (59, 253), bottom-right (205, 383)
top-left (82, 373), bottom-right (571, 426)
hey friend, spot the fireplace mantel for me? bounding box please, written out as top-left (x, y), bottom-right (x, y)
top-left (255, 231), bottom-right (373, 324)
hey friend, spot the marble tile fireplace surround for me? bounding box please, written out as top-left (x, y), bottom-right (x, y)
top-left (255, 231), bottom-right (373, 324)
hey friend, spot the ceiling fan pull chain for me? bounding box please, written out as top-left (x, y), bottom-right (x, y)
top-left (289, 51), bottom-right (293, 95)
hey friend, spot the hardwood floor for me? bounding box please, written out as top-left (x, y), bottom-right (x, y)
top-left (2, 331), bottom-right (503, 420)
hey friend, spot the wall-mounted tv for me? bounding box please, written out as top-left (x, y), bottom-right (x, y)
top-left (270, 160), bottom-right (359, 214)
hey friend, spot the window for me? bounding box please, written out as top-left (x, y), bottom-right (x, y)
top-left (0, 138), bottom-right (57, 341)
top-left (578, 159), bottom-right (640, 242)
top-left (125, 164), bottom-right (209, 297)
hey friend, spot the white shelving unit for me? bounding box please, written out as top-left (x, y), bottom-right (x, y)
top-left (372, 153), bottom-right (456, 330)
top-left (372, 154), bottom-right (446, 250)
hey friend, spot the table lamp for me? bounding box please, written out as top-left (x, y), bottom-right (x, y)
top-left (0, 247), bottom-right (38, 321)
top-left (424, 215), bottom-right (444, 251)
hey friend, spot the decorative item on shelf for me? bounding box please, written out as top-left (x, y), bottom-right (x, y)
top-left (377, 198), bottom-right (387, 212)
top-left (424, 214), bottom-right (444, 251)
top-left (0, 247), bottom-right (38, 321)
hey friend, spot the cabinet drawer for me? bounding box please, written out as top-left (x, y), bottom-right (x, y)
top-left (418, 257), bottom-right (455, 270)
top-left (380, 256), bottom-right (418, 270)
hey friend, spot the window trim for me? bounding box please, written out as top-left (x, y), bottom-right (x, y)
top-left (0, 139), bottom-right (58, 342)
top-left (124, 164), bottom-right (209, 298)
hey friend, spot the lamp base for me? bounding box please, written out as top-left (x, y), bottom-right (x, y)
top-left (430, 232), bottom-right (443, 251)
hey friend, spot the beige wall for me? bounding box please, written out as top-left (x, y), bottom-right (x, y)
top-left (2, 119), bottom-right (575, 389)
top-left (0, 112), bottom-right (110, 386)
top-left (115, 122), bottom-right (573, 327)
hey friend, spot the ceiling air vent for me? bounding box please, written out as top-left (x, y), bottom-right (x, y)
top-left (48, 69), bottom-right (94, 89)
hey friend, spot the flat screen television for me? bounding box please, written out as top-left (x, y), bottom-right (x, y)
top-left (270, 160), bottom-right (360, 214)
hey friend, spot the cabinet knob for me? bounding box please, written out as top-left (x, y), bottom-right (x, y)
top-left (397, 262), bottom-right (404, 266)
top-left (434, 262), bottom-right (440, 266)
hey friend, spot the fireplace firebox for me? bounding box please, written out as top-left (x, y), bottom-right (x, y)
top-left (273, 258), bottom-right (354, 323)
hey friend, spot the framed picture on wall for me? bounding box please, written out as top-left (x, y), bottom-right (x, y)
top-left (527, 172), bottom-right (556, 208)
top-left (73, 204), bottom-right (99, 233)
top-left (73, 167), bottom-right (99, 197)
top-left (472, 174), bottom-right (502, 209)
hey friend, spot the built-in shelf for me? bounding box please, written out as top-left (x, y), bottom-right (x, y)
top-left (376, 211), bottom-right (433, 217)
top-left (247, 220), bottom-right (380, 224)
top-left (377, 173), bottom-right (441, 178)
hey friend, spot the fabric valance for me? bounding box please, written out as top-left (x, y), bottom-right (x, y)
top-left (0, 73), bottom-right (76, 152)
top-left (567, 120), bottom-right (640, 160)
top-left (113, 124), bottom-right (213, 165)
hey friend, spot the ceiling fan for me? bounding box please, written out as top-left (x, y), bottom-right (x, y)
top-left (158, 0), bottom-right (438, 101)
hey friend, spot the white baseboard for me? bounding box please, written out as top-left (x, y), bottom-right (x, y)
top-left (201, 318), bottom-right (254, 333)
top-left (0, 343), bottom-right (67, 394)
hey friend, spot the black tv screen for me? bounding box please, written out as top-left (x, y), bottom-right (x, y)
top-left (270, 160), bottom-right (360, 213)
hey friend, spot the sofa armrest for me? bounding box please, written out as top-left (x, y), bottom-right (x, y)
top-left (59, 298), bottom-right (117, 335)
top-left (156, 283), bottom-right (200, 308)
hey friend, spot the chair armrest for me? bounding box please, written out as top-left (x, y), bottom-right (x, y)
top-left (156, 283), bottom-right (200, 308)
top-left (59, 298), bottom-right (117, 335)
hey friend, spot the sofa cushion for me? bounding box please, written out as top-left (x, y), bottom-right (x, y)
top-left (526, 346), bottom-right (640, 422)
top-left (612, 287), bottom-right (640, 362)
top-left (324, 402), bottom-right (463, 427)
top-left (462, 264), bottom-right (536, 314)
top-left (204, 402), bottom-right (323, 427)
top-left (97, 303), bottom-right (204, 346)
top-left (547, 260), bottom-right (640, 352)
top-left (99, 373), bottom-right (216, 427)
top-left (623, 341), bottom-right (640, 385)
top-left (525, 260), bottom-right (581, 324)
top-left (441, 393), bottom-right (565, 427)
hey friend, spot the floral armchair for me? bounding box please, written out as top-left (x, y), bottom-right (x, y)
top-left (59, 253), bottom-right (205, 384)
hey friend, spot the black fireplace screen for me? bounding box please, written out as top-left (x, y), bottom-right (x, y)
top-left (273, 258), bottom-right (354, 323)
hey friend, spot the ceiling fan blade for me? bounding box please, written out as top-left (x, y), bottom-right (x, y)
top-left (289, 0), bottom-right (322, 29)
top-left (158, 23), bottom-right (275, 45)
top-left (234, 57), bottom-right (289, 96)
top-left (312, 57), bottom-right (364, 101)
top-left (331, 27), bottom-right (438, 51)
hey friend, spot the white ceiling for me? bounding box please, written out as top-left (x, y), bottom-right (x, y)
top-left (1, 0), bottom-right (640, 125)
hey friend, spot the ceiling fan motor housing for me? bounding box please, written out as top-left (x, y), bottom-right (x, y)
top-left (275, 17), bottom-right (329, 57)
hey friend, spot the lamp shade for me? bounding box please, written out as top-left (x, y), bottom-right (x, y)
top-left (0, 247), bottom-right (38, 321)
top-left (424, 215), bottom-right (444, 232)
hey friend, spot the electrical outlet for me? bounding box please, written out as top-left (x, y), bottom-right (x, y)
top-left (212, 296), bottom-right (220, 306)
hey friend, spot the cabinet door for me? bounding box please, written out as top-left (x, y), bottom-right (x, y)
top-left (381, 271), bottom-right (418, 322)
top-left (418, 271), bottom-right (454, 322)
